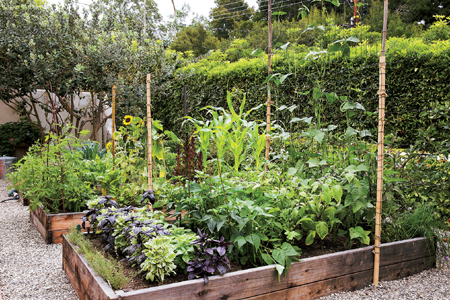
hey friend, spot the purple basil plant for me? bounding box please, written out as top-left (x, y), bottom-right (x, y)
top-left (187, 229), bottom-right (233, 283)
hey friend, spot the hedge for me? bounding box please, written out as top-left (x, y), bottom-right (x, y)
top-left (150, 37), bottom-right (450, 145)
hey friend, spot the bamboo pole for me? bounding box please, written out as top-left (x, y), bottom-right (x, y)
top-left (373, 0), bottom-right (389, 286)
top-left (264, 0), bottom-right (272, 172)
top-left (112, 85), bottom-right (116, 161)
top-left (146, 74), bottom-right (153, 211)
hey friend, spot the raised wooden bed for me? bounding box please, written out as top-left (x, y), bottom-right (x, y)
top-left (62, 236), bottom-right (435, 300)
top-left (19, 191), bottom-right (29, 206)
top-left (30, 206), bottom-right (88, 244)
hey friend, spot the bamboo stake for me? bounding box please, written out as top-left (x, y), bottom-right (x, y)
top-left (264, 0), bottom-right (272, 172)
top-left (373, 0), bottom-right (389, 286)
top-left (146, 74), bottom-right (153, 212)
top-left (112, 85), bottom-right (116, 162)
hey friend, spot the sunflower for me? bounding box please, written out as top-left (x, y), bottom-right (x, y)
top-left (106, 142), bottom-right (112, 152)
top-left (123, 115), bottom-right (133, 125)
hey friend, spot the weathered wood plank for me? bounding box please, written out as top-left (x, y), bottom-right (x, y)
top-left (30, 210), bottom-right (49, 243)
top-left (32, 206), bottom-right (48, 230)
top-left (63, 236), bottom-right (432, 300)
top-left (62, 235), bottom-right (118, 300)
top-left (63, 257), bottom-right (91, 300)
top-left (52, 230), bottom-right (66, 244)
top-left (118, 238), bottom-right (431, 300)
top-left (379, 237), bottom-right (433, 266)
top-left (243, 256), bottom-right (434, 300)
top-left (19, 192), bottom-right (29, 206)
top-left (48, 213), bottom-right (86, 231)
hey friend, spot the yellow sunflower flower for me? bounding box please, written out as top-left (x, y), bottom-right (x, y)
top-left (106, 142), bottom-right (112, 152)
top-left (123, 115), bottom-right (133, 125)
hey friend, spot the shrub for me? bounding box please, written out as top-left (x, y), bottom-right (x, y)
top-left (0, 121), bottom-right (41, 157)
top-left (423, 15), bottom-right (450, 43)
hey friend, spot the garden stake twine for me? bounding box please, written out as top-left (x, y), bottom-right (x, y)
top-left (373, 0), bottom-right (389, 286)
top-left (265, 0), bottom-right (272, 172)
top-left (112, 85), bottom-right (116, 162)
top-left (146, 74), bottom-right (153, 212)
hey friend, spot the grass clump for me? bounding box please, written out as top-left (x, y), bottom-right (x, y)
top-left (66, 227), bottom-right (131, 290)
top-left (383, 204), bottom-right (449, 259)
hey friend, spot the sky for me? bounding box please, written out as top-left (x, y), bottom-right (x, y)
top-left (45, 0), bottom-right (259, 22)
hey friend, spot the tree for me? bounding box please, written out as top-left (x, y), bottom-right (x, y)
top-left (388, 0), bottom-right (450, 26)
top-left (210, 0), bottom-right (254, 39)
top-left (170, 25), bottom-right (220, 57)
top-left (0, 0), bottom-right (172, 142)
top-left (253, 0), bottom-right (306, 23)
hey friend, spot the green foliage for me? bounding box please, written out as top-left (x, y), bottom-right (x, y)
top-left (8, 127), bottom-right (94, 213)
top-left (67, 227), bottom-right (131, 290)
top-left (210, 0), bottom-right (254, 39)
top-left (423, 15), bottom-right (450, 43)
top-left (0, 0), bottom-right (176, 140)
top-left (382, 204), bottom-right (449, 259)
top-left (141, 235), bottom-right (177, 282)
top-left (367, 1), bottom-right (423, 39)
top-left (152, 36), bottom-right (450, 146)
top-left (170, 25), bottom-right (220, 57)
top-left (84, 198), bottom-right (201, 283)
top-left (0, 121), bottom-right (41, 156)
top-left (388, 0), bottom-right (450, 27)
top-left (78, 140), bottom-right (107, 160)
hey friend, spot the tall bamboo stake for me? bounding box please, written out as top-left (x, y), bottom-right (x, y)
top-left (373, 0), bottom-right (389, 286)
top-left (264, 0), bottom-right (272, 172)
top-left (112, 85), bottom-right (116, 161)
top-left (146, 74), bottom-right (153, 211)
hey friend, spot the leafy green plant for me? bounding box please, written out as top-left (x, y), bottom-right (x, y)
top-left (0, 121), bottom-right (41, 157)
top-left (10, 126), bottom-right (94, 213)
top-left (78, 140), bottom-right (107, 160)
top-left (423, 15), bottom-right (450, 43)
top-left (141, 235), bottom-right (177, 282)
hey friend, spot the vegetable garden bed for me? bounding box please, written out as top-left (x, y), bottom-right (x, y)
top-left (29, 205), bottom-right (181, 244)
top-left (30, 206), bottom-right (88, 244)
top-left (62, 235), bottom-right (434, 300)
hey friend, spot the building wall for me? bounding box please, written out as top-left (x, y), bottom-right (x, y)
top-left (0, 90), bottom-right (113, 147)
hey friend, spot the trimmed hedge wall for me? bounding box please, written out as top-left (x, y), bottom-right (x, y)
top-left (152, 38), bottom-right (450, 144)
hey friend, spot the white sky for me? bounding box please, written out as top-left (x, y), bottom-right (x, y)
top-left (45, 0), bottom-right (259, 22)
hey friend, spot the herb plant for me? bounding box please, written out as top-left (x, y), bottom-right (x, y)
top-left (187, 230), bottom-right (233, 283)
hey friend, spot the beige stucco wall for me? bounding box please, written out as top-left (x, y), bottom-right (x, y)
top-left (0, 90), bottom-right (112, 145)
top-left (0, 101), bottom-right (20, 124)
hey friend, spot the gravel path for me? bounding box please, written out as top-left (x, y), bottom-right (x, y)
top-left (1, 177), bottom-right (449, 300)
top-left (320, 268), bottom-right (450, 300)
top-left (0, 179), bottom-right (78, 300)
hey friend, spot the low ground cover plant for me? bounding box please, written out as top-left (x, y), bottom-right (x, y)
top-left (67, 226), bottom-right (131, 290)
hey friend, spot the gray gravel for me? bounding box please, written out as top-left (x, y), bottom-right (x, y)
top-left (320, 268), bottom-right (450, 300)
top-left (0, 179), bottom-right (78, 300)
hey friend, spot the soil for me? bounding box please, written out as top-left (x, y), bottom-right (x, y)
top-left (295, 235), bottom-right (367, 259)
top-left (81, 233), bottom-right (368, 293)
